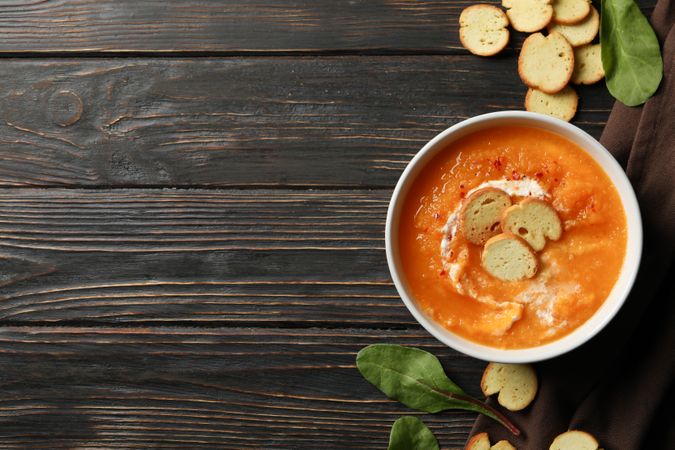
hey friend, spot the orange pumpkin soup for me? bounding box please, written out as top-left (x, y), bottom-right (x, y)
top-left (399, 126), bottom-right (627, 348)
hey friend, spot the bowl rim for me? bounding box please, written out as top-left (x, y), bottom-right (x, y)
top-left (385, 111), bottom-right (643, 363)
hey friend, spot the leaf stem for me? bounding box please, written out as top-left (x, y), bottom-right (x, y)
top-left (450, 392), bottom-right (521, 436)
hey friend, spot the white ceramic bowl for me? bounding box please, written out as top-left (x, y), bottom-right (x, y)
top-left (386, 111), bottom-right (642, 363)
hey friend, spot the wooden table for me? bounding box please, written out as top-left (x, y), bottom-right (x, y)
top-left (0, 1), bottom-right (655, 448)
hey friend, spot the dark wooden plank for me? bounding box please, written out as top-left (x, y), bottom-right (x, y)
top-left (0, 188), bottom-right (416, 325)
top-left (0, 326), bottom-right (485, 449)
top-left (0, 0), bottom-right (655, 53)
top-left (0, 57), bottom-right (615, 188)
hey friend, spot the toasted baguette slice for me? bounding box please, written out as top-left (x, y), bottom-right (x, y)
top-left (459, 5), bottom-right (510, 56)
top-left (481, 233), bottom-right (538, 281)
top-left (548, 6), bottom-right (599, 47)
top-left (518, 32), bottom-right (574, 94)
top-left (491, 441), bottom-right (517, 450)
top-left (525, 86), bottom-right (578, 122)
top-left (501, 198), bottom-right (562, 251)
top-left (481, 362), bottom-right (538, 411)
top-left (502, 0), bottom-right (553, 32)
top-left (460, 188), bottom-right (512, 245)
top-left (552, 0), bottom-right (591, 24)
top-left (549, 430), bottom-right (599, 450)
top-left (465, 432), bottom-right (491, 450)
top-left (572, 44), bottom-right (605, 84)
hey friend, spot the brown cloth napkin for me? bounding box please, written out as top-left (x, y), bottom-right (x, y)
top-left (467, 1), bottom-right (675, 448)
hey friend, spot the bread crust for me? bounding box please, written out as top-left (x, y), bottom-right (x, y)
top-left (548, 6), bottom-right (599, 47)
top-left (553, 0), bottom-right (592, 25)
top-left (571, 43), bottom-right (605, 85)
top-left (491, 441), bottom-right (517, 450)
top-left (460, 187), bottom-right (512, 245)
top-left (459, 5), bottom-right (510, 56)
top-left (549, 430), bottom-right (599, 450)
top-left (525, 86), bottom-right (578, 122)
top-left (465, 432), bottom-right (491, 450)
top-left (518, 32), bottom-right (574, 94)
top-left (481, 362), bottom-right (538, 411)
top-left (481, 233), bottom-right (539, 281)
top-left (501, 198), bottom-right (562, 251)
top-left (466, 433), bottom-right (518, 450)
top-left (502, 0), bottom-right (553, 33)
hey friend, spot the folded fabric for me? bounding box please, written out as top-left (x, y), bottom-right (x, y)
top-left (466, 0), bottom-right (675, 447)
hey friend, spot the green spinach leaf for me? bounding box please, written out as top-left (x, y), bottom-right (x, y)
top-left (387, 416), bottom-right (439, 450)
top-left (601, 0), bottom-right (663, 106)
top-left (356, 344), bottom-right (520, 435)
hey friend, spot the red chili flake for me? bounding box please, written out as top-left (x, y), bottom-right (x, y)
top-left (439, 270), bottom-right (446, 276)
top-left (535, 171), bottom-right (544, 179)
top-left (432, 212), bottom-right (441, 220)
top-left (460, 192), bottom-right (466, 199)
top-left (511, 170), bottom-right (521, 180)
top-left (493, 157), bottom-right (504, 170)
top-left (459, 183), bottom-right (465, 189)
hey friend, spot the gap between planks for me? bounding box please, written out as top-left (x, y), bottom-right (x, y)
top-left (0, 184), bottom-right (396, 191)
top-left (0, 320), bottom-right (416, 331)
top-left (0, 49), bottom-right (488, 59)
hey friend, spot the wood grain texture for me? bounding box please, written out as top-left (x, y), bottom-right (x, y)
top-left (0, 326), bottom-right (486, 449)
top-left (0, 0), bottom-right (462, 53)
top-left (0, 57), bottom-right (615, 188)
top-left (0, 2), bottom-right (659, 448)
top-left (0, 189), bottom-right (413, 325)
top-left (0, 0), bottom-right (655, 53)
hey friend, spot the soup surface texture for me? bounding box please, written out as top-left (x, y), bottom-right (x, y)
top-left (399, 126), bottom-right (627, 348)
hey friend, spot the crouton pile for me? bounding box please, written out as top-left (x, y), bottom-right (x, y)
top-left (459, 0), bottom-right (605, 121)
top-left (459, 188), bottom-right (562, 282)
